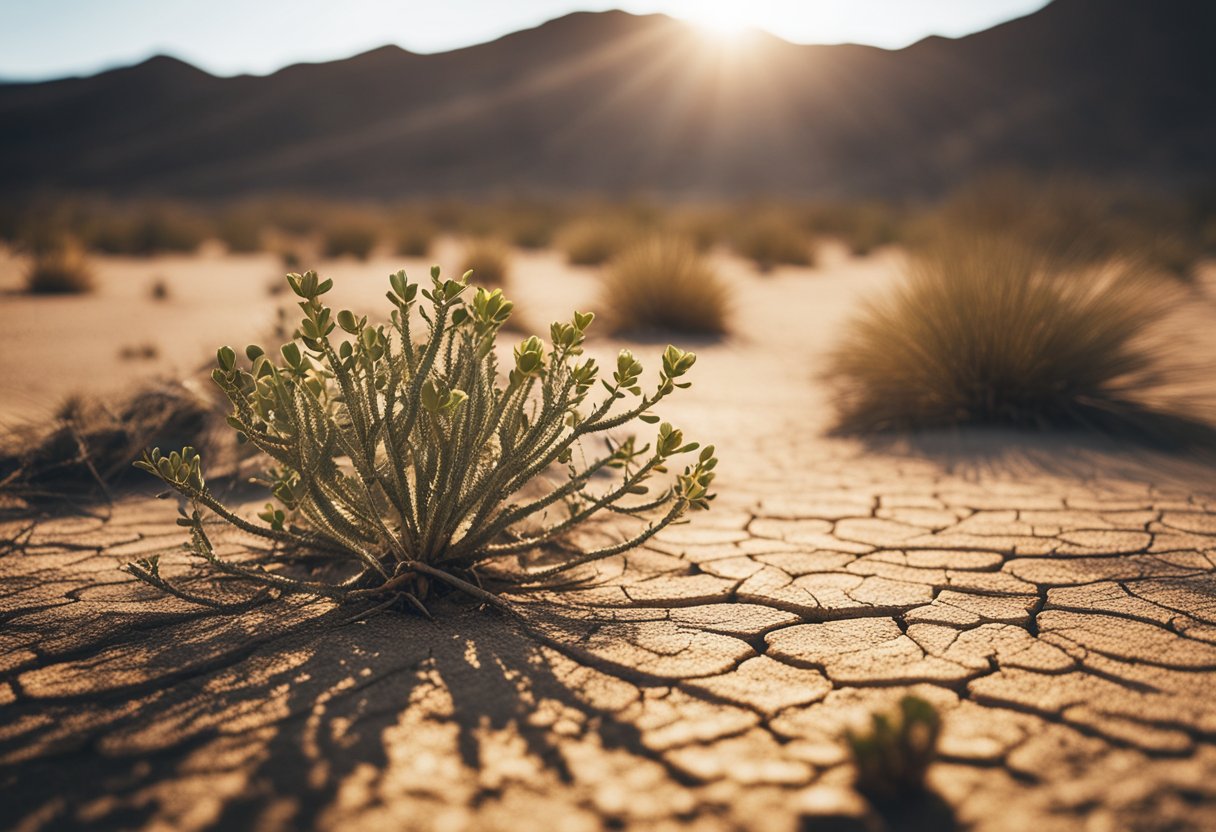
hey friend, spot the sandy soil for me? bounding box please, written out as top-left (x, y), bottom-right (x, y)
top-left (4, 240), bottom-right (1216, 831)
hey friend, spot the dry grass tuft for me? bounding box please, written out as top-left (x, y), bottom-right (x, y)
top-left (322, 221), bottom-right (380, 261)
top-left (25, 243), bottom-right (94, 294)
top-left (927, 175), bottom-right (1208, 280)
top-left (460, 238), bottom-right (512, 288)
top-left (86, 207), bottom-right (208, 256)
top-left (598, 236), bottom-right (731, 336)
top-left (828, 235), bottom-right (1206, 436)
top-left (214, 210), bottom-right (265, 253)
top-left (395, 223), bottom-right (436, 258)
top-left (559, 218), bottom-right (639, 266)
top-left (0, 382), bottom-right (218, 506)
top-left (733, 214), bottom-right (815, 271)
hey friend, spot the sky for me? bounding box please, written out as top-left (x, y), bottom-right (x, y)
top-left (1, 0), bottom-right (1051, 81)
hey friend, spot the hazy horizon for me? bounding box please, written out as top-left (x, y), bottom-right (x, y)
top-left (2, 0), bottom-right (1049, 82)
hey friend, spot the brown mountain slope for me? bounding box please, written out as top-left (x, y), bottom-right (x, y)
top-left (0, 0), bottom-right (1212, 198)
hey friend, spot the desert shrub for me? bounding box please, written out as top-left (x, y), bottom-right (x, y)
top-left (395, 223), bottom-right (436, 258)
top-left (85, 207), bottom-right (207, 256)
top-left (25, 243), bottom-right (94, 294)
top-left (828, 236), bottom-right (1197, 433)
top-left (599, 237), bottom-right (730, 336)
top-left (322, 221), bottom-right (380, 260)
top-left (279, 249), bottom-right (304, 272)
top-left (460, 238), bottom-right (512, 288)
top-left (847, 696), bottom-right (941, 803)
top-left (733, 214), bottom-right (814, 271)
top-left (666, 206), bottom-right (731, 252)
top-left (214, 210), bottom-right (265, 253)
top-left (503, 205), bottom-right (561, 249)
top-left (126, 267), bottom-right (717, 613)
top-left (559, 218), bottom-right (638, 266)
top-left (0, 382), bottom-right (215, 505)
top-left (806, 201), bottom-right (902, 257)
top-left (149, 277), bottom-right (170, 301)
top-left (931, 175), bottom-right (1206, 280)
top-left (118, 343), bottom-right (159, 361)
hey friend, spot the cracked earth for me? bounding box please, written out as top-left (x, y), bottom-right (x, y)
top-left (3, 246), bottom-right (1216, 831)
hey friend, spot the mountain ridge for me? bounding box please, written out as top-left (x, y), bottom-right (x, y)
top-left (1, 0), bottom-right (1211, 198)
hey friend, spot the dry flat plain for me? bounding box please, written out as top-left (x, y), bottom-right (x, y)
top-left (3, 242), bottom-right (1216, 831)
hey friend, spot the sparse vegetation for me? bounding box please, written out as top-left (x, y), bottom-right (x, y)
top-left (506, 208), bottom-right (560, 250)
top-left (666, 206), bottom-right (730, 252)
top-left (149, 278), bottom-right (170, 301)
top-left (599, 237), bottom-right (730, 336)
top-left (214, 209), bottom-right (265, 253)
top-left (806, 201), bottom-right (902, 257)
top-left (559, 218), bottom-right (638, 266)
top-left (460, 238), bottom-right (512, 288)
top-left (0, 382), bottom-right (216, 504)
top-left (847, 695), bottom-right (941, 803)
top-left (279, 249), bottom-right (303, 272)
top-left (927, 175), bottom-right (1209, 280)
top-left (86, 206), bottom-right (208, 256)
top-left (828, 236), bottom-right (1202, 434)
top-left (322, 221), bottom-right (380, 261)
top-left (25, 243), bottom-right (94, 294)
top-left (118, 343), bottom-right (159, 361)
top-left (395, 223), bottom-right (435, 258)
top-left (127, 267), bottom-right (717, 613)
top-left (733, 214), bottom-right (815, 271)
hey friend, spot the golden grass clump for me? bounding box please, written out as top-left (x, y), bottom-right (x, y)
top-left (460, 238), bottom-right (512, 288)
top-left (322, 221), bottom-right (380, 261)
top-left (733, 214), bottom-right (815, 271)
top-left (25, 243), bottom-right (94, 294)
top-left (599, 236), bottom-right (730, 336)
top-left (559, 218), bottom-right (639, 266)
top-left (828, 236), bottom-right (1198, 434)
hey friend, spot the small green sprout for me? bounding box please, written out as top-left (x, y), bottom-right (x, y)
top-left (128, 266), bottom-right (718, 615)
top-left (846, 695), bottom-right (942, 803)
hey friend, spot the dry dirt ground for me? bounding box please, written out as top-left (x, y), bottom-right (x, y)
top-left (2, 243), bottom-right (1216, 831)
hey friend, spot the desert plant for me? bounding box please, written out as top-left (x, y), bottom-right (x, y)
top-left (395, 223), bottom-right (435, 258)
top-left (847, 695), bottom-right (941, 802)
top-left (666, 206), bottom-right (731, 252)
top-left (214, 210), bottom-right (265, 253)
top-left (460, 238), bottom-right (512, 288)
top-left (118, 343), bottom-right (159, 361)
top-left (0, 382), bottom-right (215, 505)
top-left (150, 278), bottom-right (170, 301)
top-left (929, 174), bottom-right (1207, 280)
top-left (25, 243), bottom-right (94, 294)
top-left (279, 249), bottom-right (303, 272)
top-left (322, 222), bottom-right (380, 261)
top-left (126, 267), bottom-right (717, 614)
top-left (85, 207), bottom-right (208, 256)
top-left (828, 236), bottom-right (1197, 433)
top-left (733, 214), bottom-right (814, 271)
top-left (506, 208), bottom-right (560, 250)
top-left (599, 237), bottom-right (731, 336)
top-left (805, 201), bottom-right (902, 257)
top-left (559, 218), bottom-right (638, 266)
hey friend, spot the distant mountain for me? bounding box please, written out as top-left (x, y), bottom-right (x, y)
top-left (0, 0), bottom-right (1212, 198)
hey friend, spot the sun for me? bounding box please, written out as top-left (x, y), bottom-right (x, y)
top-left (673, 1), bottom-right (754, 40)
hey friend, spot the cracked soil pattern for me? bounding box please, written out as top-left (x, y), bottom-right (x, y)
top-left (3, 247), bottom-right (1216, 831)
